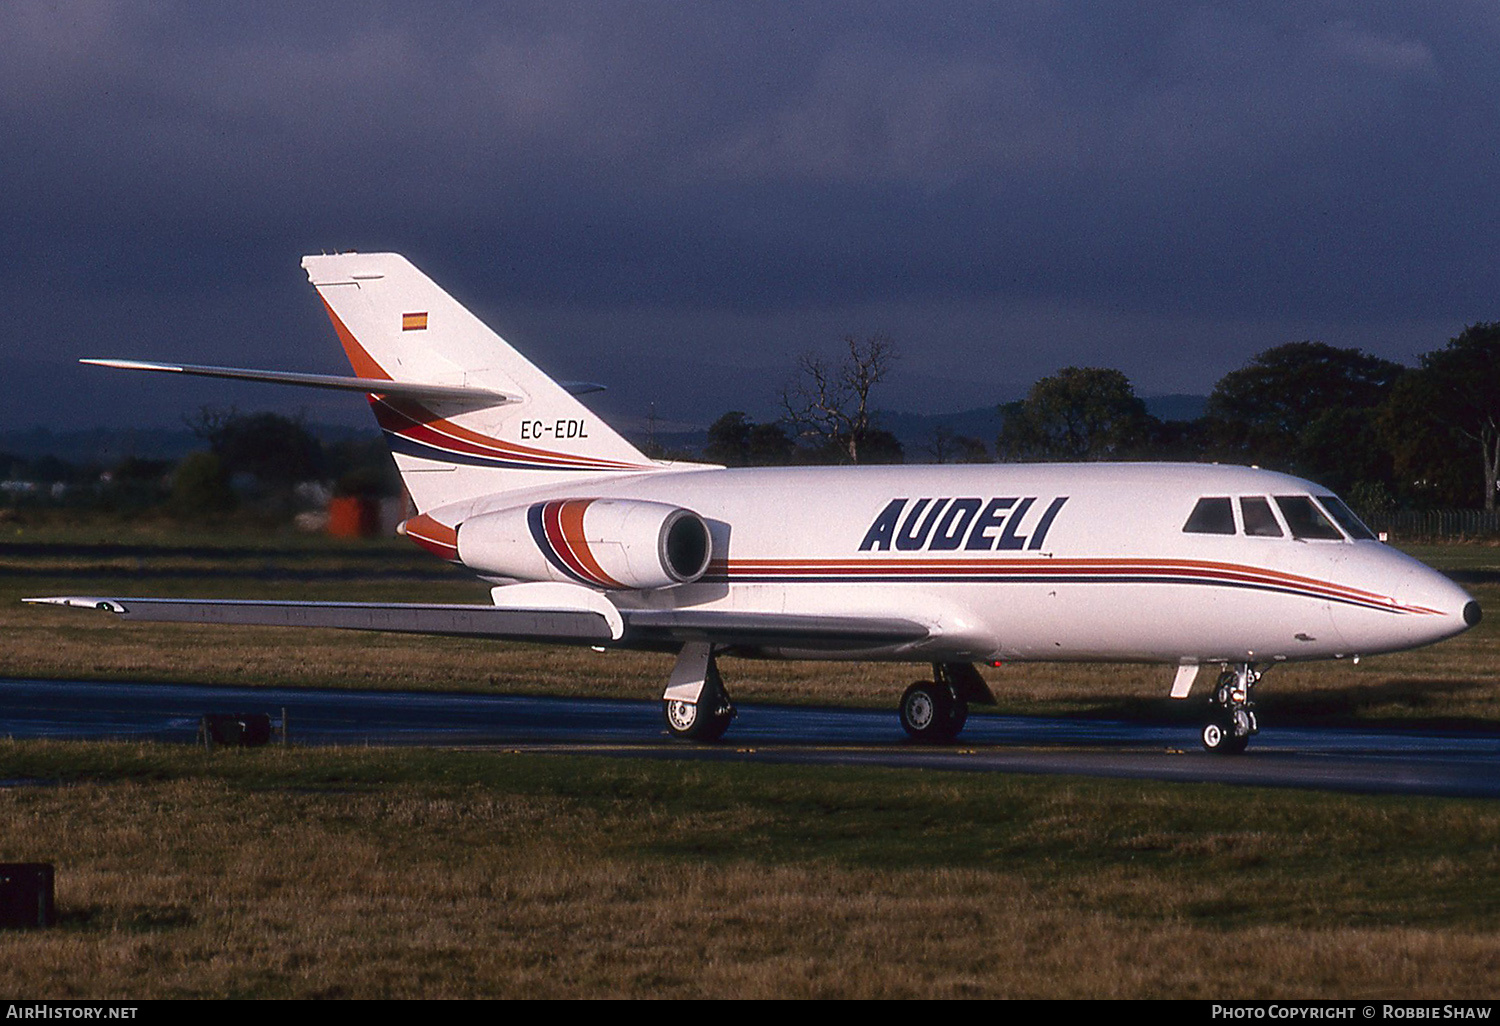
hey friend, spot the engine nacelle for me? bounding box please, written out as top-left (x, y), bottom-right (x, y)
top-left (456, 498), bottom-right (712, 590)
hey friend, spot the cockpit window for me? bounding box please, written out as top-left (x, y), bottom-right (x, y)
top-left (1183, 497), bottom-right (1235, 535)
top-left (1240, 496), bottom-right (1283, 537)
top-left (1274, 495), bottom-right (1345, 540)
top-left (1316, 495), bottom-right (1377, 541)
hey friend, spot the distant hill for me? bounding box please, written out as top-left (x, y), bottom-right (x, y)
top-left (871, 407), bottom-right (1004, 457)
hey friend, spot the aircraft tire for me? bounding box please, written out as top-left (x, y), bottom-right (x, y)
top-left (1200, 718), bottom-right (1249, 755)
top-left (899, 682), bottom-right (967, 743)
top-left (663, 699), bottom-right (732, 743)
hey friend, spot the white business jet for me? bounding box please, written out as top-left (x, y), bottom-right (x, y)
top-left (30, 253), bottom-right (1480, 753)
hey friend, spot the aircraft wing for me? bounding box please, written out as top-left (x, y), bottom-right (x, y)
top-left (25, 596), bottom-right (619, 643)
top-left (25, 595), bottom-right (932, 651)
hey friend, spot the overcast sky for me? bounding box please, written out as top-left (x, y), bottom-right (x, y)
top-left (4, 1), bottom-right (1497, 431)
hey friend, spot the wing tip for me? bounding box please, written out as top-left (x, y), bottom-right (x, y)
top-left (23, 596), bottom-right (125, 613)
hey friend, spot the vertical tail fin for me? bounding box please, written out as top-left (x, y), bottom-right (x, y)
top-left (302, 253), bottom-right (654, 513)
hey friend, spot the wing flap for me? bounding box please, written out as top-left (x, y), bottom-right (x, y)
top-left (621, 608), bottom-right (931, 649)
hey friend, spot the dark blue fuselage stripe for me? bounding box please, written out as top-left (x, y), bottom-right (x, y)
top-left (526, 503), bottom-right (589, 585)
top-left (699, 573), bottom-right (1411, 614)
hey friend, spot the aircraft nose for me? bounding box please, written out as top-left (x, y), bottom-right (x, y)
top-left (1401, 572), bottom-right (1479, 648)
top-left (1327, 550), bottom-right (1478, 655)
top-left (1423, 575), bottom-right (1479, 640)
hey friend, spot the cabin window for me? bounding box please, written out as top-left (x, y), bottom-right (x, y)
top-left (1274, 495), bottom-right (1344, 540)
top-left (1183, 497), bottom-right (1235, 535)
top-left (1240, 496), bottom-right (1283, 537)
top-left (1316, 495), bottom-right (1377, 541)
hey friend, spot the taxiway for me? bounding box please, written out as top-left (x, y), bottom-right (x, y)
top-left (2, 677), bottom-right (1498, 798)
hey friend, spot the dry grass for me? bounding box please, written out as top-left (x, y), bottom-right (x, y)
top-left (0, 743), bottom-right (1497, 999)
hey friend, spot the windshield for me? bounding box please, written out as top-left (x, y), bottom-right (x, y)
top-left (1316, 495), bottom-right (1377, 541)
top-left (1183, 497), bottom-right (1235, 535)
top-left (1240, 496), bottom-right (1283, 537)
top-left (1274, 495), bottom-right (1345, 541)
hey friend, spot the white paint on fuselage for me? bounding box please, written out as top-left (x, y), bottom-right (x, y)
top-left (432, 462), bottom-right (1475, 666)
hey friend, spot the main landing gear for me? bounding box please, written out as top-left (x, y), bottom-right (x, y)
top-left (661, 642), bottom-right (736, 742)
top-left (661, 650), bottom-right (998, 746)
top-left (899, 663), bottom-right (997, 743)
top-left (1201, 663), bottom-right (1260, 755)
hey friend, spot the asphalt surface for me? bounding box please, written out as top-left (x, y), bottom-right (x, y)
top-left (2, 676), bottom-right (1498, 798)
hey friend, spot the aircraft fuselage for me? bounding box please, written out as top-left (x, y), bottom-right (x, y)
top-left (429, 461), bottom-right (1476, 667)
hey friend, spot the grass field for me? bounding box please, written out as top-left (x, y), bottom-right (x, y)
top-left (2, 522), bottom-right (1499, 997)
top-left (1, 742), bottom-right (1499, 998)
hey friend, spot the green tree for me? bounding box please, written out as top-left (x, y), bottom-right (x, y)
top-left (704, 411), bottom-right (796, 466)
top-left (746, 422), bottom-right (795, 465)
top-left (186, 407), bottom-right (328, 521)
top-left (1399, 323), bottom-right (1500, 511)
top-left (100, 456), bottom-right (173, 511)
top-left (207, 412), bottom-right (323, 487)
top-left (1376, 371), bottom-right (1472, 507)
top-left (1204, 342), bottom-right (1402, 493)
top-left (996, 367), bottom-right (1153, 462)
top-left (169, 451), bottom-right (235, 520)
top-left (704, 411), bottom-right (753, 465)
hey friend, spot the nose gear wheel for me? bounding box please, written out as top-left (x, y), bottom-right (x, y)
top-left (1201, 664), bottom-right (1260, 755)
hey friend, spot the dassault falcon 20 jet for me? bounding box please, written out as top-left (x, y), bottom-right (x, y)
top-left (30, 253), bottom-right (1480, 753)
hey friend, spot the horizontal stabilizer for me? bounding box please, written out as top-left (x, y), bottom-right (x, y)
top-left (80, 359), bottom-right (520, 407)
top-left (24, 596), bottom-right (616, 644)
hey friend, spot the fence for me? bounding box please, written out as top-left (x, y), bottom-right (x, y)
top-left (1359, 509), bottom-right (1500, 540)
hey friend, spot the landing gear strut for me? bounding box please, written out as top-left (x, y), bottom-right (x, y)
top-left (899, 662), bottom-right (996, 743)
top-left (1201, 663), bottom-right (1260, 755)
top-left (661, 642), bottom-right (736, 742)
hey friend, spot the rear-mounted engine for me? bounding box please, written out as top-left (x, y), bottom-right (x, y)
top-left (456, 497), bottom-right (712, 590)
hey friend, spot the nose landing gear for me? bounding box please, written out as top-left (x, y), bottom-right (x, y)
top-left (1201, 664), bottom-right (1260, 755)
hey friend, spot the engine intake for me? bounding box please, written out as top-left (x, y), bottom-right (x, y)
top-left (457, 498), bottom-right (712, 590)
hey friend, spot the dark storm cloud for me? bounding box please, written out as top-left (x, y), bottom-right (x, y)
top-left (2, 1), bottom-right (1498, 426)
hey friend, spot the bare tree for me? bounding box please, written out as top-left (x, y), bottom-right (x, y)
top-left (780, 334), bottom-right (899, 464)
